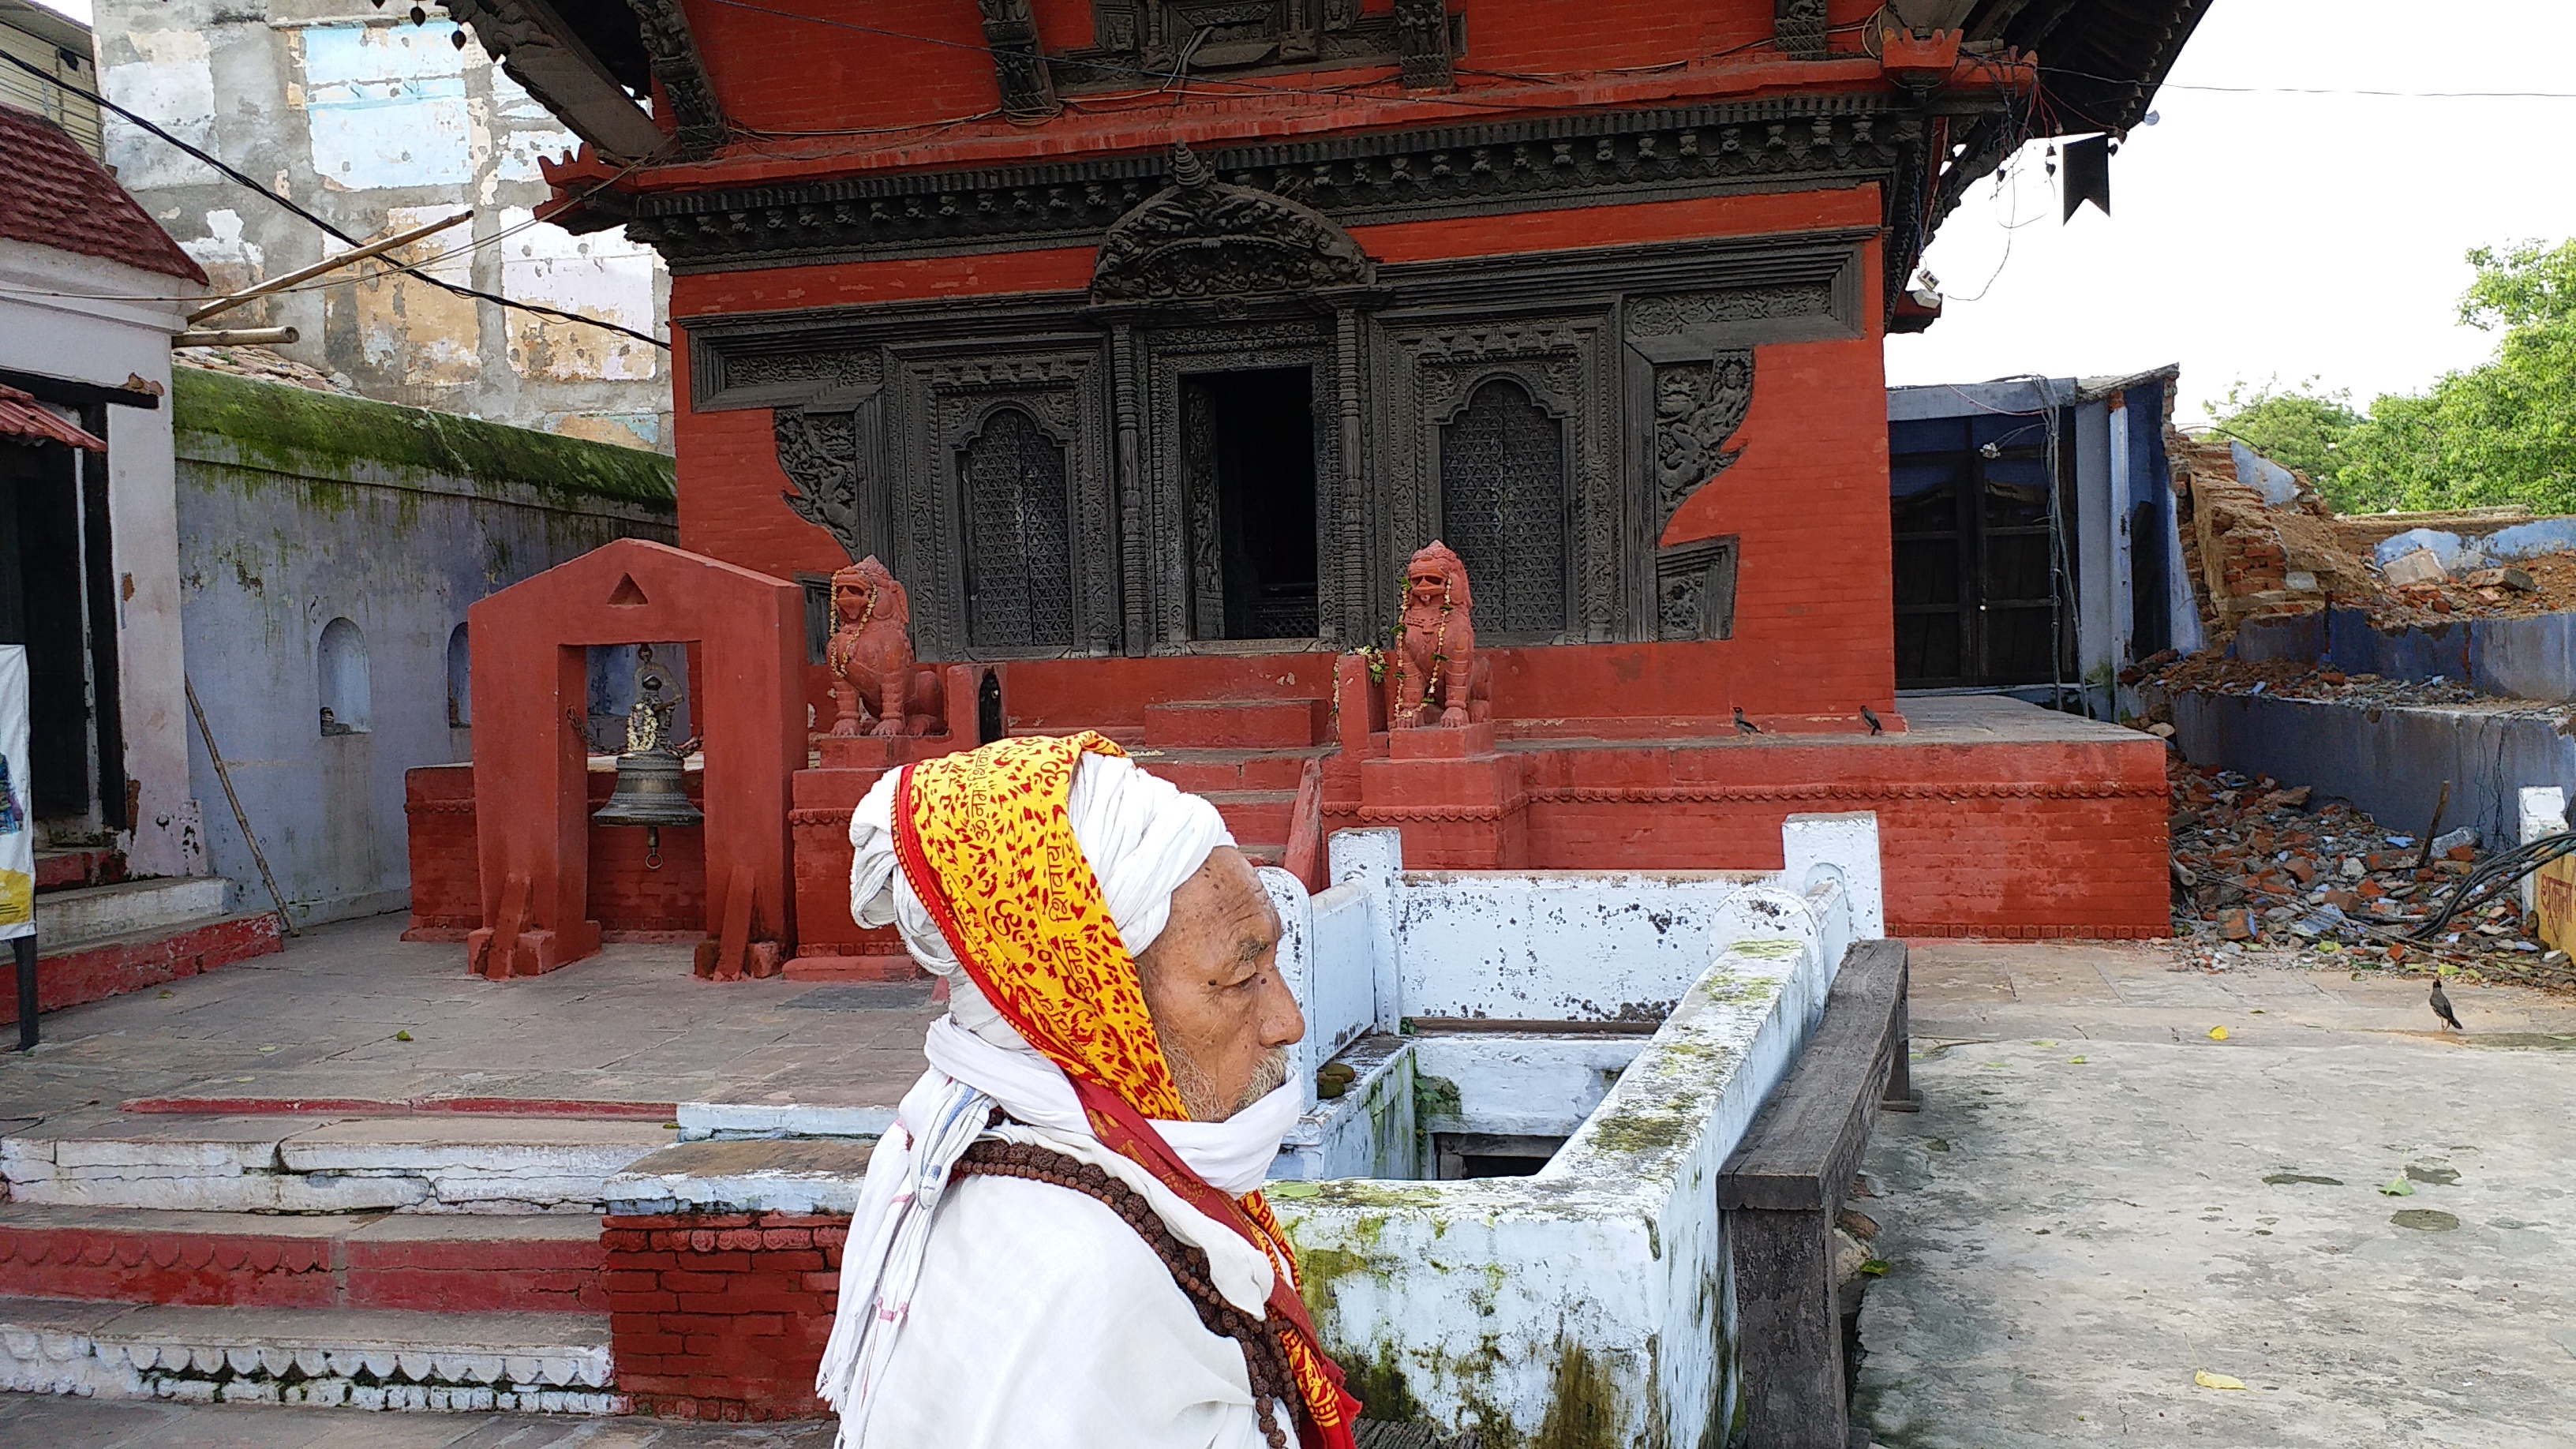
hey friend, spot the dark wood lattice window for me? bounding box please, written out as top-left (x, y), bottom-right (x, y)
top-left (959, 406), bottom-right (1074, 653)
top-left (1440, 377), bottom-right (1569, 641)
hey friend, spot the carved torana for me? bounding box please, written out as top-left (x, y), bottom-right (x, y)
top-left (1091, 143), bottom-right (1376, 305)
top-left (1652, 351), bottom-right (1754, 533)
top-left (1386, 541), bottom-right (1491, 729)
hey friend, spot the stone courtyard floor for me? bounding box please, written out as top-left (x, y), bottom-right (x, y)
top-left (1859, 939), bottom-right (2576, 1448)
top-left (2, 912), bottom-right (940, 1132)
top-left (8, 921), bottom-right (2576, 1444)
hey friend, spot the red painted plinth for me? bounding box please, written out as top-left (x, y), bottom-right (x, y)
top-left (1358, 730), bottom-right (1530, 870)
top-left (814, 732), bottom-right (954, 771)
top-left (2, 913), bottom-right (283, 1026)
top-left (604, 1210), bottom-right (848, 1421)
top-left (781, 953), bottom-right (921, 982)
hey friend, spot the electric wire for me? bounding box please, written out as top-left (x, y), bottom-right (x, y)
top-left (0, 48), bottom-right (669, 348)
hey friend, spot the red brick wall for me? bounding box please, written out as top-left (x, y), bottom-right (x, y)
top-left (1518, 735), bottom-right (2173, 937)
top-left (604, 1211), bottom-right (847, 1421)
top-left (404, 764), bottom-right (710, 940)
top-left (673, 0), bottom-right (1884, 163)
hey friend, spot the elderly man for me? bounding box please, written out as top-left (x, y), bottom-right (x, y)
top-left (817, 732), bottom-right (1361, 1449)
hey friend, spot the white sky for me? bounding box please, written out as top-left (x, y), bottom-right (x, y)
top-left (25, 0), bottom-right (89, 24)
top-left (35, 0), bottom-right (2571, 426)
top-left (1888, 0), bottom-right (2576, 425)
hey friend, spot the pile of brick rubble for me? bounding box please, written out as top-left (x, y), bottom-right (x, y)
top-left (2166, 758), bottom-right (2576, 991)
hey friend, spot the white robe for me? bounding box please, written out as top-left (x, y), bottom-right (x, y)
top-left (856, 1171), bottom-right (1273, 1449)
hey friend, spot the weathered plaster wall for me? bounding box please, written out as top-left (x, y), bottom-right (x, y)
top-left (171, 365), bottom-right (674, 925)
top-left (0, 242), bottom-right (203, 877)
top-left (94, 0), bottom-right (672, 450)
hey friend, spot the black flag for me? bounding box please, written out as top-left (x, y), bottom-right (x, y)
top-left (2061, 134), bottom-right (2111, 222)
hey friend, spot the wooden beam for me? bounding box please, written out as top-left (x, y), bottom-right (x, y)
top-left (1720, 939), bottom-right (1911, 1449)
top-left (442, 0), bottom-right (667, 160)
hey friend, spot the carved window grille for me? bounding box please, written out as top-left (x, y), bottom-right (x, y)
top-left (958, 406), bottom-right (1076, 653)
top-left (1440, 377), bottom-right (1569, 641)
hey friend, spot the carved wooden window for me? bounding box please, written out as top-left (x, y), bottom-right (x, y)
top-left (1440, 377), bottom-right (1569, 641)
top-left (958, 406), bottom-right (1075, 653)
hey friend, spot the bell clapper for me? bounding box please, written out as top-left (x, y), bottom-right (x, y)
top-left (645, 826), bottom-right (664, 871)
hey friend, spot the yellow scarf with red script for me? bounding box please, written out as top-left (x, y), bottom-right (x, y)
top-left (892, 732), bottom-right (1360, 1449)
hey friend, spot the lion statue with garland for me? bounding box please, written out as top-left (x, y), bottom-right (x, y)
top-left (1384, 541), bottom-right (1492, 729)
top-left (823, 556), bottom-right (945, 737)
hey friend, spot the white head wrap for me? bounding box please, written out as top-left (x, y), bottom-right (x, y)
top-left (820, 747), bottom-right (1298, 1447)
top-left (845, 749), bottom-right (1235, 1050)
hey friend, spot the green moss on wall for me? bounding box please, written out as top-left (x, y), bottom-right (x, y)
top-left (1531, 1342), bottom-right (1625, 1449)
top-left (171, 365), bottom-right (676, 511)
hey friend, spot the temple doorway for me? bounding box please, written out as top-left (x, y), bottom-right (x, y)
top-left (1181, 368), bottom-right (1320, 642)
top-left (0, 429), bottom-right (122, 841)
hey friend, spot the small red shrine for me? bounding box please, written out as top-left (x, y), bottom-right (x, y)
top-left (415, 0), bottom-right (2210, 971)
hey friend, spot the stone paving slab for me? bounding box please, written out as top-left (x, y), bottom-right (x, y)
top-left (1856, 938), bottom-right (2576, 1448)
top-left (1, 913), bottom-right (941, 1133)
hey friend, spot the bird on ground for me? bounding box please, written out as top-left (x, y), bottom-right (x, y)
top-left (1862, 706), bottom-right (1884, 736)
top-left (1733, 707), bottom-right (1762, 736)
top-left (2429, 976), bottom-right (2463, 1033)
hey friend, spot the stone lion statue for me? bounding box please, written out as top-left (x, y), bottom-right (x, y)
top-left (824, 557), bottom-right (945, 738)
top-left (1386, 541), bottom-right (1492, 730)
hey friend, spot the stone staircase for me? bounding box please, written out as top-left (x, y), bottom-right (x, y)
top-left (1130, 698), bottom-right (1331, 863)
top-left (0, 1111), bottom-right (676, 1413)
top-left (10, 850), bottom-right (283, 1028)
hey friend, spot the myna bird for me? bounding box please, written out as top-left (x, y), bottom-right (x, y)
top-left (2430, 976), bottom-right (2463, 1032)
top-left (1862, 706), bottom-right (1884, 736)
top-left (1734, 707), bottom-right (1762, 736)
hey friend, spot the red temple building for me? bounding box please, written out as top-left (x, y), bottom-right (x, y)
top-left (417, 0), bottom-right (2211, 975)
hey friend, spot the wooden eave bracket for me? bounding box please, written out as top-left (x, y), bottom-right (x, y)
top-left (440, 0), bottom-right (666, 161)
top-left (624, 0), bottom-right (730, 155)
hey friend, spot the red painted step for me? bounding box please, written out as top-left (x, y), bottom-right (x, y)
top-left (1134, 747), bottom-right (1325, 795)
top-left (1202, 790), bottom-right (1297, 845)
top-left (35, 847), bottom-right (125, 893)
top-left (0, 1205), bottom-right (605, 1313)
top-left (1143, 699), bottom-right (1327, 751)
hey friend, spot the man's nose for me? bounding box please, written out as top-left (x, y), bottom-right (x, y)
top-left (1259, 973), bottom-right (1305, 1048)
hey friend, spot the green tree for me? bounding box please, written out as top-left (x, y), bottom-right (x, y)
top-left (2209, 239), bottom-right (2576, 515)
top-left (2203, 377), bottom-right (2359, 489)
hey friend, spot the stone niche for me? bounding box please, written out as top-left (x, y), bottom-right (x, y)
top-left (688, 226), bottom-right (1867, 661)
top-left (1262, 814), bottom-right (1883, 1443)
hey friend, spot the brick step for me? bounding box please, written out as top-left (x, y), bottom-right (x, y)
top-left (1202, 789), bottom-right (1297, 844)
top-left (0, 1114), bottom-right (676, 1215)
top-left (0, 1206), bottom-right (605, 1313)
top-left (1143, 698), bottom-right (1328, 750)
top-left (34, 846), bottom-right (125, 894)
top-left (0, 1296), bottom-right (619, 1411)
top-left (1133, 745), bottom-right (1329, 795)
top-left (2, 911), bottom-right (283, 1028)
top-left (34, 878), bottom-right (230, 949)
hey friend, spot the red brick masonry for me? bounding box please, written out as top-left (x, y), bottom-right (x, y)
top-left (2, 912), bottom-right (283, 1027)
top-left (604, 1210), bottom-right (850, 1421)
top-left (0, 1216), bottom-right (605, 1312)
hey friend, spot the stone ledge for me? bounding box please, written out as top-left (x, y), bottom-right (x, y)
top-left (603, 1138), bottom-right (875, 1218)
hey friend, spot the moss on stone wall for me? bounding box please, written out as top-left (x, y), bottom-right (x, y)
top-left (172, 365), bottom-right (676, 512)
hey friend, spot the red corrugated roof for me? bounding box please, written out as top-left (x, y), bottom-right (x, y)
top-left (0, 384), bottom-right (108, 451)
top-left (0, 107), bottom-right (208, 285)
